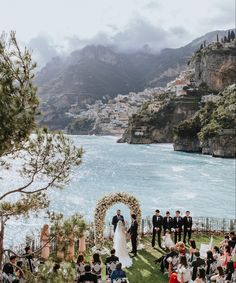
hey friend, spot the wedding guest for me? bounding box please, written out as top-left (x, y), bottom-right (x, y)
top-left (189, 239), bottom-right (197, 261)
top-left (112, 209), bottom-right (124, 232)
top-left (91, 253), bottom-right (102, 280)
top-left (40, 224), bottom-right (50, 260)
top-left (78, 234), bottom-right (86, 254)
top-left (163, 211), bottom-right (173, 235)
top-left (163, 230), bottom-right (175, 250)
top-left (3, 255), bottom-right (20, 283)
top-left (128, 214), bottom-right (138, 256)
top-left (78, 264), bottom-right (97, 283)
top-left (110, 262), bottom-right (126, 283)
top-left (194, 269), bottom-right (206, 283)
top-left (169, 272), bottom-right (179, 283)
top-left (206, 250), bottom-right (216, 276)
top-left (210, 266), bottom-right (224, 283)
top-left (176, 242), bottom-right (186, 256)
top-left (212, 246), bottom-right (221, 267)
top-left (76, 254), bottom-right (85, 278)
top-left (105, 249), bottom-right (119, 277)
top-left (152, 209), bottom-right (163, 248)
top-left (191, 251), bottom-right (206, 281)
top-left (222, 245), bottom-right (232, 267)
top-left (183, 211), bottom-right (192, 244)
top-left (23, 246), bottom-right (35, 273)
top-left (220, 235), bottom-right (229, 249)
top-left (177, 256), bottom-right (191, 283)
top-left (225, 260), bottom-right (235, 281)
top-left (67, 233), bottom-right (75, 261)
top-left (173, 210), bottom-right (183, 244)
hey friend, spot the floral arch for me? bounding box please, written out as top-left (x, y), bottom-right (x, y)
top-left (94, 192), bottom-right (142, 247)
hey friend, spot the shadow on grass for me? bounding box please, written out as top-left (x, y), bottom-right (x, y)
top-left (125, 249), bottom-right (168, 283)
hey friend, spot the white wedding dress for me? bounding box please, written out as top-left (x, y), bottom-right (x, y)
top-left (113, 221), bottom-right (132, 268)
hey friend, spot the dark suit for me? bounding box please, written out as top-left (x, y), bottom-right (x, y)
top-left (191, 257), bottom-right (205, 281)
top-left (78, 272), bottom-right (98, 283)
top-left (173, 216), bottom-right (183, 243)
top-left (105, 255), bottom-right (119, 275)
top-left (112, 215), bottom-right (124, 231)
top-left (163, 216), bottom-right (173, 234)
top-left (183, 216), bottom-right (193, 243)
top-left (128, 220), bottom-right (138, 255)
top-left (152, 215), bottom-right (163, 247)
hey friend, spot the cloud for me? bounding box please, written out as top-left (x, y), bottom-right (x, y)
top-left (28, 35), bottom-right (60, 67)
top-left (143, 1), bottom-right (161, 10)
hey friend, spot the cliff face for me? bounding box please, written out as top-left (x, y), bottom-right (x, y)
top-left (118, 94), bottom-right (202, 144)
top-left (174, 84), bottom-right (236, 158)
top-left (191, 41), bottom-right (236, 91)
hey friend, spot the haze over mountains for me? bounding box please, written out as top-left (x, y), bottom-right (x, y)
top-left (35, 29), bottom-right (230, 128)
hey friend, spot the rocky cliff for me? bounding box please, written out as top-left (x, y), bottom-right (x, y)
top-left (174, 84), bottom-right (236, 158)
top-left (190, 41), bottom-right (236, 91)
top-left (118, 93), bottom-right (202, 144)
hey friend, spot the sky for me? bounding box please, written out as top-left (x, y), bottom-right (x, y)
top-left (1, 0), bottom-right (235, 66)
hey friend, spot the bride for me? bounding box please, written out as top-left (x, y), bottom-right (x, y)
top-left (113, 220), bottom-right (132, 268)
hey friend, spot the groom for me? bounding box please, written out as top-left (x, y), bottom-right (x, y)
top-left (112, 209), bottom-right (124, 232)
top-left (128, 214), bottom-right (138, 257)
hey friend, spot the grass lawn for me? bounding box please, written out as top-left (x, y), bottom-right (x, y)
top-left (99, 233), bottom-right (223, 283)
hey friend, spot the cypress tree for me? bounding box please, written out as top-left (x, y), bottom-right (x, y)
top-left (230, 30), bottom-right (235, 41)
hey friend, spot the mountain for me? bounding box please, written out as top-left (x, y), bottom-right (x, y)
top-left (35, 29), bottom-right (230, 130)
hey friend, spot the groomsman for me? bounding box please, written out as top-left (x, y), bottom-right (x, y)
top-left (163, 211), bottom-right (173, 234)
top-left (152, 209), bottom-right (163, 248)
top-left (112, 209), bottom-right (124, 232)
top-left (183, 210), bottom-right (193, 244)
top-left (173, 210), bottom-right (183, 243)
top-left (128, 214), bottom-right (138, 256)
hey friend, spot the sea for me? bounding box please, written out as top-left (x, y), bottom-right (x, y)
top-left (3, 135), bottom-right (235, 247)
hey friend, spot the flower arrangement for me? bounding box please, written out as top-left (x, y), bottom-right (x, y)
top-left (94, 192), bottom-right (142, 247)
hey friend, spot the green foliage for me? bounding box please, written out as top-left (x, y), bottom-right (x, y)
top-left (0, 32), bottom-right (39, 156)
top-left (28, 261), bottom-right (76, 283)
top-left (175, 84), bottom-right (236, 141)
top-left (49, 212), bottom-right (86, 240)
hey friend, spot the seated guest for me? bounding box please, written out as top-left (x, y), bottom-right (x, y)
top-left (177, 256), bottom-right (191, 283)
top-left (210, 266), bottom-right (224, 283)
top-left (76, 254), bottom-right (85, 278)
top-left (191, 251), bottom-right (206, 281)
top-left (78, 264), bottom-right (97, 283)
top-left (206, 250), bottom-right (216, 276)
top-left (168, 272), bottom-right (179, 283)
top-left (155, 246), bottom-right (178, 274)
top-left (163, 230), bottom-right (175, 250)
top-left (222, 245), bottom-right (232, 267)
top-left (220, 235), bottom-right (229, 249)
top-left (225, 260), bottom-right (235, 281)
top-left (189, 239), bottom-right (197, 261)
top-left (3, 255), bottom-right (20, 283)
top-left (105, 249), bottom-right (119, 277)
top-left (91, 253), bottom-right (102, 281)
top-left (110, 262), bottom-right (126, 283)
top-left (212, 246), bottom-right (221, 267)
top-left (176, 242), bottom-right (186, 256)
top-left (194, 269), bottom-right (206, 283)
top-left (23, 246), bottom-right (35, 273)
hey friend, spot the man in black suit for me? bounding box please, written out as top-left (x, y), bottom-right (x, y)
top-left (163, 211), bottom-right (173, 234)
top-left (152, 209), bottom-right (163, 248)
top-left (105, 249), bottom-right (119, 276)
top-left (78, 264), bottom-right (97, 283)
top-left (183, 210), bottom-right (193, 244)
top-left (112, 209), bottom-right (124, 232)
top-left (191, 251), bottom-right (205, 281)
top-left (173, 210), bottom-right (183, 243)
top-left (128, 214), bottom-right (138, 256)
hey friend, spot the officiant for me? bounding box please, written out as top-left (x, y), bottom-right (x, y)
top-left (112, 209), bottom-right (124, 231)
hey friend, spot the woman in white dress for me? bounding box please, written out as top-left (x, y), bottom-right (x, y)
top-left (113, 220), bottom-right (132, 268)
top-left (163, 231), bottom-right (175, 249)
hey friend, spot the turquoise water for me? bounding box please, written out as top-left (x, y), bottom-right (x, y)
top-left (5, 135), bottom-right (235, 246)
